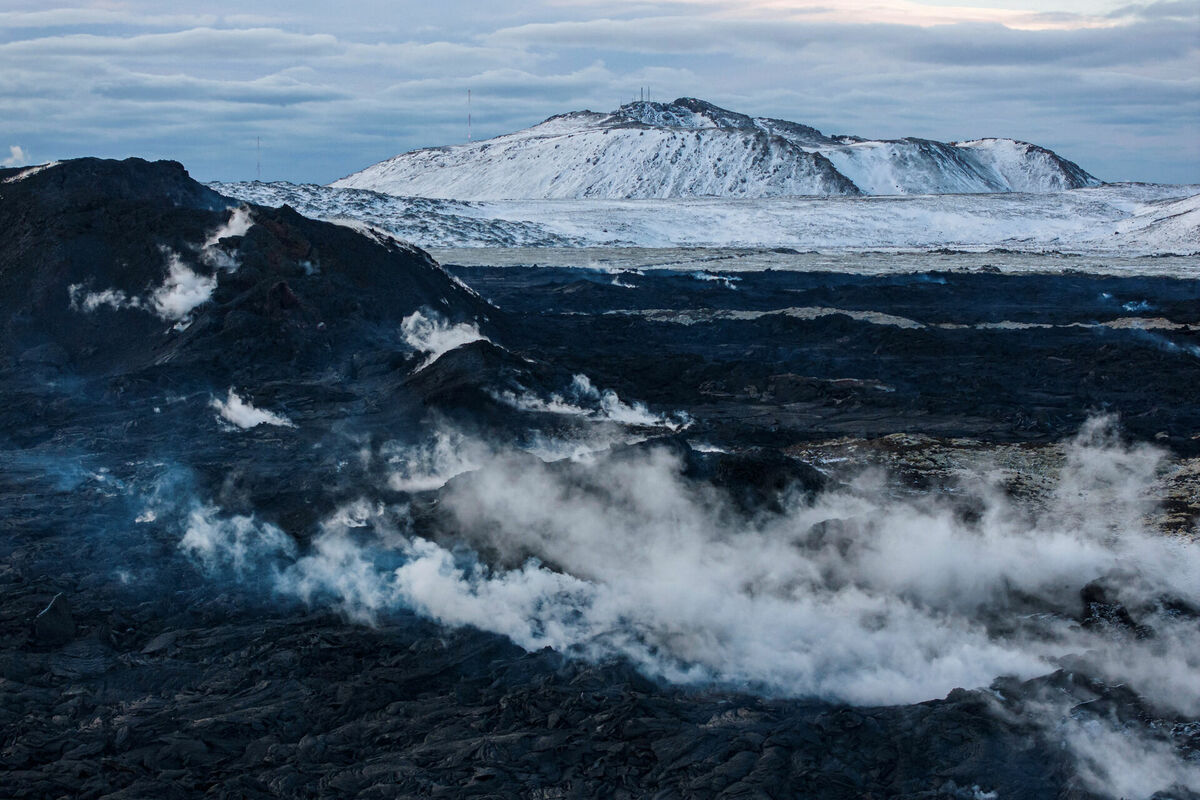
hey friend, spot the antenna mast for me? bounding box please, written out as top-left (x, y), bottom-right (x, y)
top-left (468, 89), bottom-right (472, 143)
top-left (256, 136), bottom-right (261, 181)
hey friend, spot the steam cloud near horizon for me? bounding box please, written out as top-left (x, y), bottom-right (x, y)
top-left (2, 144), bottom-right (28, 168)
top-left (167, 416), bottom-right (1199, 797)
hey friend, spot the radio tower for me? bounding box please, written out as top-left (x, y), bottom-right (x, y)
top-left (256, 136), bottom-right (261, 181)
top-left (467, 89), bottom-right (472, 143)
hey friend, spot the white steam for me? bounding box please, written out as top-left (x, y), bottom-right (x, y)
top-left (172, 417), bottom-right (1199, 798)
top-left (210, 388), bottom-right (296, 429)
top-left (400, 308), bottom-right (489, 371)
top-left (1056, 710), bottom-right (1200, 798)
top-left (204, 206), bottom-right (255, 250)
top-left (382, 428), bottom-right (652, 493)
top-left (179, 504), bottom-right (296, 575)
top-left (2, 144), bottom-right (28, 168)
top-left (495, 374), bottom-right (691, 430)
top-left (66, 207), bottom-right (255, 322)
top-left (383, 430), bottom-right (485, 492)
top-left (68, 285), bottom-right (143, 313)
top-left (67, 250), bottom-right (215, 323)
top-left (178, 417), bottom-right (1197, 703)
top-left (201, 206), bottom-right (255, 270)
top-left (151, 251), bottom-right (217, 321)
top-left (690, 271), bottom-right (740, 289)
top-left (3, 157), bottom-right (62, 183)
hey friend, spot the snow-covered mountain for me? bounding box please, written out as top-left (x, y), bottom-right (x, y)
top-left (333, 98), bottom-right (1101, 200)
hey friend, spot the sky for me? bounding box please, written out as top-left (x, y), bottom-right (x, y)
top-left (1, 0), bottom-right (1196, 185)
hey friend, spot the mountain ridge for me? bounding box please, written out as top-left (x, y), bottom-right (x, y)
top-left (332, 97), bottom-right (1101, 200)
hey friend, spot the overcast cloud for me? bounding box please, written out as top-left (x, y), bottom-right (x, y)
top-left (0, 0), bottom-right (1195, 184)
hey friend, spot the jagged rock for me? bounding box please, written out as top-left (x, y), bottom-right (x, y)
top-left (1081, 579), bottom-right (1156, 639)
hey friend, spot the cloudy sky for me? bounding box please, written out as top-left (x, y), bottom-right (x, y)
top-left (2, 0), bottom-right (1196, 184)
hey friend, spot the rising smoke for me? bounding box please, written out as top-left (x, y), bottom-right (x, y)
top-left (210, 388), bottom-right (296, 430)
top-left (65, 207), bottom-right (255, 323)
top-left (165, 415), bottom-right (1199, 797)
top-left (400, 308), bottom-right (489, 371)
top-left (494, 373), bottom-right (691, 430)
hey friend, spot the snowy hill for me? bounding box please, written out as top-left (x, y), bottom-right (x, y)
top-left (333, 98), bottom-right (1101, 200)
top-left (1082, 191), bottom-right (1200, 252)
top-left (214, 181), bottom-right (1198, 257)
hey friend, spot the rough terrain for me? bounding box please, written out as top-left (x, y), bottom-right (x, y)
top-left (2, 158), bottom-right (1198, 799)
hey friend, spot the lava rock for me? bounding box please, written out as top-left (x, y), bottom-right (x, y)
top-left (1080, 580), bottom-right (1155, 639)
top-left (31, 593), bottom-right (75, 646)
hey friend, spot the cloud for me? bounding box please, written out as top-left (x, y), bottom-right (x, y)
top-left (2, 144), bottom-right (28, 167)
top-left (338, 40), bottom-right (544, 75)
top-left (550, 0), bottom-right (1127, 30)
top-left (383, 62), bottom-right (618, 98)
top-left (0, 27), bottom-right (344, 60)
top-left (94, 72), bottom-right (348, 106)
top-left (1108, 0), bottom-right (1200, 20)
top-left (0, 8), bottom-right (220, 29)
top-left (483, 15), bottom-right (1198, 67)
top-left (1, 3), bottom-right (1194, 183)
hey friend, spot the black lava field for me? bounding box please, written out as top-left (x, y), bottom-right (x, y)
top-left (2, 159), bottom-right (1198, 799)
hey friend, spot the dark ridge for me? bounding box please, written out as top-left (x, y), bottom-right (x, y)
top-left (0, 157), bottom-right (497, 382)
